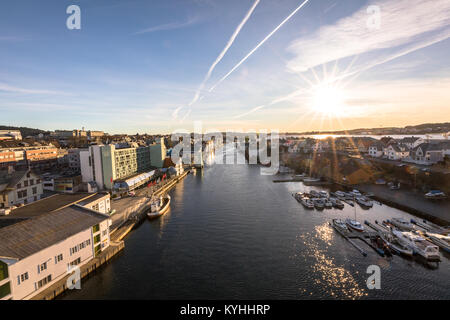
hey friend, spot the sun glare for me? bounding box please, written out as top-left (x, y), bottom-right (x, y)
top-left (311, 84), bottom-right (346, 116)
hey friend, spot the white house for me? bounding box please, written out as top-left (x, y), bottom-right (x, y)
top-left (368, 142), bottom-right (385, 158)
top-left (0, 205), bottom-right (111, 300)
top-left (409, 143), bottom-right (444, 165)
top-left (0, 169), bottom-right (43, 209)
top-left (385, 144), bottom-right (410, 161)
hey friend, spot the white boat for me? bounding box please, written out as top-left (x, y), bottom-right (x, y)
top-left (383, 235), bottom-right (414, 257)
top-left (147, 195), bottom-right (171, 219)
top-left (313, 198), bottom-right (324, 209)
top-left (309, 190), bottom-right (320, 198)
top-left (330, 197), bottom-right (344, 209)
top-left (425, 190), bottom-right (447, 199)
top-left (301, 197), bottom-right (315, 209)
top-left (319, 191), bottom-right (328, 198)
top-left (345, 219), bottom-right (364, 232)
top-left (426, 233), bottom-right (450, 253)
top-left (333, 219), bottom-right (348, 231)
top-left (351, 189), bottom-right (362, 196)
top-left (335, 191), bottom-right (346, 198)
top-left (324, 199), bottom-right (333, 208)
top-left (356, 196), bottom-right (373, 208)
top-left (390, 218), bottom-right (415, 231)
top-left (392, 230), bottom-right (440, 261)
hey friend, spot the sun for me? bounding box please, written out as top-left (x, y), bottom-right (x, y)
top-left (311, 84), bottom-right (346, 116)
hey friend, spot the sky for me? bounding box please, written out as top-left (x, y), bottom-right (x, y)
top-left (1, 0), bottom-right (450, 134)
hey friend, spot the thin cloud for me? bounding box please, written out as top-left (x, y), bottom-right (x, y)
top-left (208, 0), bottom-right (310, 92)
top-left (134, 16), bottom-right (199, 34)
top-left (287, 0), bottom-right (450, 72)
top-left (0, 83), bottom-right (69, 95)
top-left (188, 0), bottom-right (260, 107)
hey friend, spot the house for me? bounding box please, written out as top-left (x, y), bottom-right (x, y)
top-left (409, 143), bottom-right (444, 165)
top-left (398, 137), bottom-right (420, 149)
top-left (0, 169), bottom-right (43, 209)
top-left (385, 144), bottom-right (410, 161)
top-left (368, 142), bottom-right (385, 158)
top-left (0, 205), bottom-right (111, 300)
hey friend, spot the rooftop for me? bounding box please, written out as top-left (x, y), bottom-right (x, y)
top-left (0, 205), bottom-right (108, 260)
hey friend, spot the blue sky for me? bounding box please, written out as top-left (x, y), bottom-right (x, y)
top-left (1, 0), bottom-right (450, 134)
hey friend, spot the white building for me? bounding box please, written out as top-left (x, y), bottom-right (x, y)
top-left (0, 169), bottom-right (43, 209)
top-left (408, 143), bottom-right (445, 165)
top-left (368, 142), bottom-right (385, 158)
top-left (385, 144), bottom-right (410, 161)
top-left (0, 205), bottom-right (111, 300)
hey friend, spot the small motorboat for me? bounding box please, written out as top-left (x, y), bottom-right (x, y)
top-left (356, 196), bottom-right (373, 208)
top-left (147, 194), bottom-right (171, 219)
top-left (424, 190), bottom-right (447, 199)
top-left (309, 190), bottom-right (320, 198)
top-left (345, 218), bottom-right (365, 232)
top-left (313, 198), bottom-right (324, 210)
top-left (392, 230), bottom-right (440, 261)
top-left (426, 232), bottom-right (450, 253)
top-left (335, 191), bottom-right (346, 198)
top-left (351, 189), bottom-right (362, 197)
top-left (390, 218), bottom-right (415, 231)
top-left (301, 197), bottom-right (315, 209)
top-left (319, 191), bottom-right (328, 198)
top-left (333, 219), bottom-right (348, 231)
top-left (324, 199), bottom-right (333, 208)
top-left (330, 197), bottom-right (344, 209)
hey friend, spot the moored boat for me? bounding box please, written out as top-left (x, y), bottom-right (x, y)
top-left (392, 230), bottom-right (440, 261)
top-left (425, 232), bottom-right (450, 253)
top-left (330, 197), bottom-right (344, 209)
top-left (313, 198), bottom-right (324, 209)
top-left (356, 196), bottom-right (373, 208)
top-left (390, 218), bottom-right (415, 231)
top-left (332, 219), bottom-right (348, 231)
top-left (345, 218), bottom-right (364, 232)
top-left (147, 194), bottom-right (171, 219)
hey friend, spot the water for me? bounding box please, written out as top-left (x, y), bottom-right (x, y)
top-left (62, 162), bottom-right (450, 300)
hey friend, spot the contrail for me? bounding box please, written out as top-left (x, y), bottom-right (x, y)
top-left (208, 0), bottom-right (310, 93)
top-left (188, 0), bottom-right (260, 107)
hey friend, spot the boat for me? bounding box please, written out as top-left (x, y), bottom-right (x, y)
top-left (351, 189), bottom-right (362, 196)
top-left (324, 199), bottom-right (333, 208)
top-left (425, 232), bottom-right (450, 253)
top-left (309, 190), bottom-right (320, 198)
top-left (369, 235), bottom-right (392, 257)
top-left (390, 218), bottom-right (415, 231)
top-left (147, 194), bottom-right (171, 219)
top-left (319, 191), bottom-right (328, 198)
top-left (330, 197), bottom-right (344, 209)
top-left (424, 190), bottom-right (447, 199)
top-left (335, 191), bottom-right (346, 198)
top-left (294, 192), bottom-right (304, 202)
top-left (411, 219), bottom-right (450, 235)
top-left (345, 219), bottom-right (365, 232)
top-left (392, 230), bottom-right (440, 261)
top-left (300, 197), bottom-right (315, 209)
top-left (332, 219), bottom-right (348, 231)
top-left (313, 198), bottom-right (324, 209)
top-left (383, 235), bottom-right (414, 257)
top-left (356, 196), bottom-right (373, 208)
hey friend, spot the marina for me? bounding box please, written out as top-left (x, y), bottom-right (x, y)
top-left (61, 163), bottom-right (450, 300)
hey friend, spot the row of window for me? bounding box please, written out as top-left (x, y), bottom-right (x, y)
top-left (36, 275), bottom-right (52, 289)
top-left (70, 239), bottom-right (91, 256)
top-left (16, 179), bottom-right (41, 189)
top-left (17, 272), bottom-right (29, 285)
top-left (17, 187), bottom-right (38, 199)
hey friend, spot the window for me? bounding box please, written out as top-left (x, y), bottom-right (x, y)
top-left (55, 254), bottom-right (63, 264)
top-left (94, 234), bottom-right (101, 244)
top-left (32, 187), bottom-right (37, 195)
top-left (30, 179), bottom-right (34, 185)
top-left (37, 275), bottom-right (52, 289)
top-left (92, 224), bottom-right (100, 233)
top-left (24, 180), bottom-right (28, 187)
top-left (17, 272), bottom-right (29, 285)
top-left (16, 183), bottom-right (21, 189)
top-left (0, 261), bottom-right (8, 281)
top-left (38, 262), bottom-right (47, 273)
top-left (69, 257), bottom-right (81, 267)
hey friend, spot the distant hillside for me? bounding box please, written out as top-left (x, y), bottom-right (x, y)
top-left (0, 125), bottom-right (48, 138)
top-left (285, 122), bottom-right (450, 136)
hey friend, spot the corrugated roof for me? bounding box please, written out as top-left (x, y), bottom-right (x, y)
top-left (0, 205), bottom-right (108, 260)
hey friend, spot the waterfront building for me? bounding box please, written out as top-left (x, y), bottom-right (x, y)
top-left (0, 205), bottom-right (111, 300)
top-left (0, 169), bottom-right (43, 209)
top-left (42, 174), bottom-right (82, 194)
top-left (408, 143), bottom-right (445, 165)
top-left (80, 144), bottom-right (153, 190)
top-left (385, 144), bottom-right (410, 160)
top-left (150, 138), bottom-right (166, 168)
top-left (0, 130), bottom-right (22, 141)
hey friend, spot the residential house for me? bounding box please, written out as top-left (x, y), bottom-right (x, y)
top-left (0, 169), bottom-right (43, 209)
top-left (385, 144), bottom-right (410, 161)
top-left (368, 142), bottom-right (385, 158)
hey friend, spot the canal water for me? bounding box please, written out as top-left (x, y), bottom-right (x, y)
top-left (62, 158), bottom-right (450, 299)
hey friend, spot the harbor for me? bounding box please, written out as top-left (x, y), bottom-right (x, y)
top-left (60, 163), bottom-right (450, 300)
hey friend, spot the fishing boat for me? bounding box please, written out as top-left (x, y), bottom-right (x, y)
top-left (392, 230), bottom-right (440, 261)
top-left (390, 218), bottom-right (415, 231)
top-left (147, 194), bottom-right (171, 219)
top-left (425, 232), bottom-right (450, 253)
top-left (332, 219), bottom-right (348, 231)
top-left (330, 197), bottom-right (344, 209)
top-left (345, 219), bottom-right (365, 232)
top-left (356, 196), bottom-right (373, 208)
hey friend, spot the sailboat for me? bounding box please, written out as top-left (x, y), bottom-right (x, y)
top-left (346, 194), bottom-right (365, 232)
